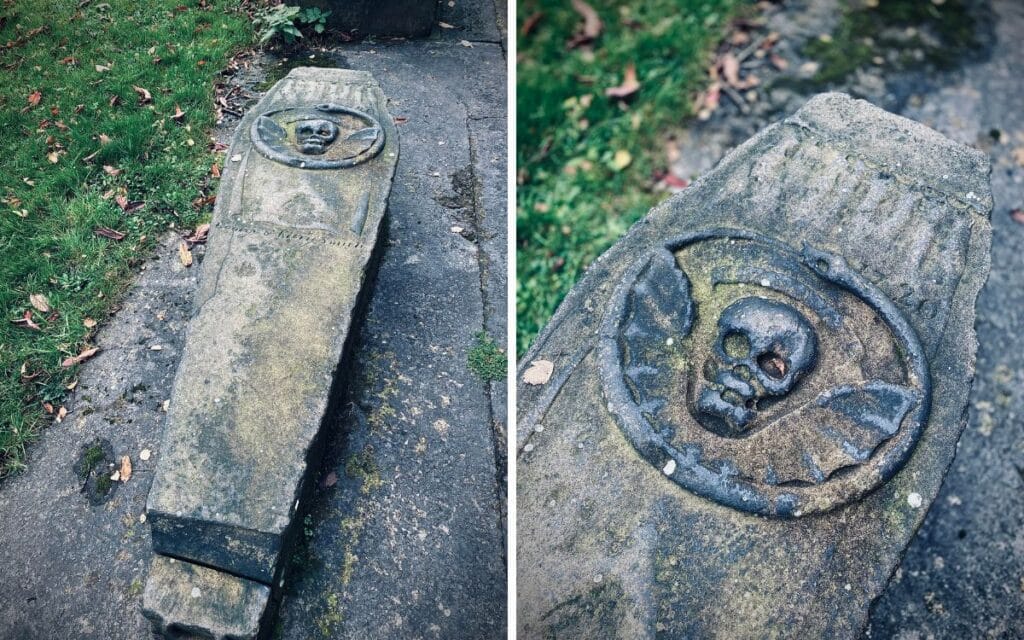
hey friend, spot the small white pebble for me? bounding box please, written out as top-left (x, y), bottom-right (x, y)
top-left (523, 443), bottom-right (535, 453)
top-left (230, 154), bottom-right (242, 162)
top-left (534, 425), bottom-right (544, 433)
top-left (150, 344), bottom-right (163, 351)
top-left (110, 470), bottom-right (120, 481)
top-left (844, 583), bottom-right (852, 591)
top-left (908, 492), bottom-right (923, 508)
top-left (663, 459), bottom-right (677, 475)
top-left (666, 337), bottom-right (674, 346)
top-left (760, 278), bottom-right (771, 287)
top-left (450, 225), bottom-right (463, 233)
top-left (594, 574), bottom-right (603, 583)
top-left (191, 587), bottom-right (201, 598)
top-left (140, 448), bottom-right (151, 461)
top-left (139, 513), bottom-right (147, 523)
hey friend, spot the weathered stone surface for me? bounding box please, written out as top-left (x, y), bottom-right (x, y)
top-left (142, 556), bottom-right (270, 640)
top-left (516, 93), bottom-right (991, 638)
top-left (298, 0), bottom-right (437, 37)
top-left (145, 65), bottom-right (397, 598)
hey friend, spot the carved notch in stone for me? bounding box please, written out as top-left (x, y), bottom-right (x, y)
top-left (142, 68), bottom-right (398, 639)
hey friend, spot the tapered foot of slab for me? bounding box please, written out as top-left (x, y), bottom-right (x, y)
top-left (142, 556), bottom-right (270, 640)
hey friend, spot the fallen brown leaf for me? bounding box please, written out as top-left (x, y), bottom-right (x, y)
top-left (98, 133), bottom-right (111, 145)
top-left (721, 53), bottom-right (741, 88)
top-left (61, 346), bottom-right (99, 367)
top-left (210, 162), bottom-right (220, 178)
top-left (83, 317), bottom-right (97, 328)
top-left (132, 85), bottom-right (152, 104)
top-left (11, 310), bottom-right (40, 331)
top-left (119, 455), bottom-right (132, 482)
top-left (179, 241), bottom-right (193, 267)
top-left (42, 402), bottom-right (54, 414)
top-left (185, 222), bottom-right (210, 244)
top-left (1011, 208), bottom-right (1024, 224)
top-left (114, 195), bottom-right (144, 213)
top-left (56, 406), bottom-right (67, 423)
top-left (27, 90), bottom-right (41, 107)
top-left (102, 165), bottom-right (121, 176)
top-left (171, 104), bottom-right (186, 123)
top-left (521, 11), bottom-right (544, 37)
top-left (29, 293), bottom-right (50, 313)
top-left (94, 226), bottom-right (126, 241)
top-left (605, 63), bottom-right (641, 99)
top-left (523, 359), bottom-right (554, 385)
top-left (191, 194), bottom-right (216, 210)
top-left (570, 0), bottom-right (602, 42)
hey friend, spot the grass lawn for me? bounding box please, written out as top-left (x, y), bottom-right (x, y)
top-left (516, 0), bottom-right (746, 356)
top-left (0, 0), bottom-right (254, 476)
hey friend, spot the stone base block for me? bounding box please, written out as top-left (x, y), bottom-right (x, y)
top-left (142, 555), bottom-right (271, 640)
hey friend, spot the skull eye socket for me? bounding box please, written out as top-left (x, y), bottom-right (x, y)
top-left (757, 351), bottom-right (788, 380)
top-left (722, 331), bottom-right (750, 359)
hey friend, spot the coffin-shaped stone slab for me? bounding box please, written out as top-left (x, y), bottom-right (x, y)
top-left (517, 93), bottom-right (991, 638)
top-left (144, 67), bottom-right (397, 634)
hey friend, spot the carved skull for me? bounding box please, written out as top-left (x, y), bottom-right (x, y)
top-left (294, 119), bottom-right (339, 155)
top-left (696, 296), bottom-right (817, 435)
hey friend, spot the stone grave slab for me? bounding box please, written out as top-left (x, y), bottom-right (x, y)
top-left (516, 93), bottom-right (992, 638)
top-left (143, 67), bottom-right (397, 637)
top-left (298, 0), bottom-right (438, 37)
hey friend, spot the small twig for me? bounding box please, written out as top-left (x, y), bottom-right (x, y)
top-left (721, 84), bottom-right (750, 114)
top-left (735, 34), bottom-right (769, 64)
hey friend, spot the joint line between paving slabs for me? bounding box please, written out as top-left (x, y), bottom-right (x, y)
top-left (465, 115), bottom-right (508, 559)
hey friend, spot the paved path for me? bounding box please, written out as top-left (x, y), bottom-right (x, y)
top-left (0, 1), bottom-right (507, 638)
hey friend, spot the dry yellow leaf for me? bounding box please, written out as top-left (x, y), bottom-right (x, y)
top-left (612, 149), bottom-right (632, 171)
top-left (119, 455), bottom-right (132, 482)
top-left (56, 406), bottom-right (67, 423)
top-left (179, 241), bottom-right (193, 267)
top-left (29, 293), bottom-right (50, 312)
top-left (523, 359), bottom-right (554, 385)
top-left (83, 317), bottom-right (96, 328)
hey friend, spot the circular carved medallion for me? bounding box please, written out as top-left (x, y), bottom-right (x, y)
top-left (250, 103), bottom-right (385, 169)
top-left (598, 229), bottom-right (931, 517)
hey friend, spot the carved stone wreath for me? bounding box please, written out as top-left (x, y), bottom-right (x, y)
top-left (250, 103), bottom-right (385, 169)
top-left (598, 229), bottom-right (931, 517)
